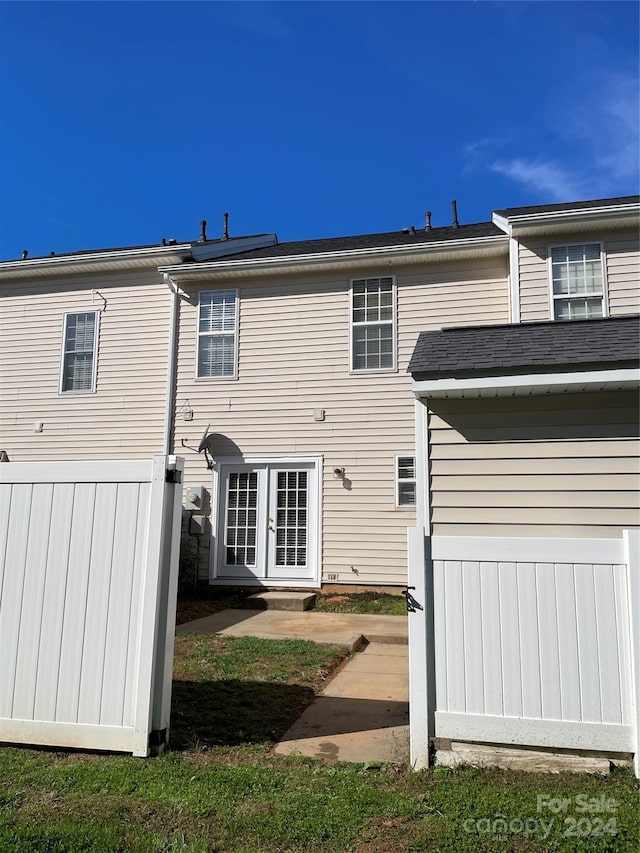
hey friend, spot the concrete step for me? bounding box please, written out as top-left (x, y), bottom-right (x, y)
top-left (245, 591), bottom-right (316, 612)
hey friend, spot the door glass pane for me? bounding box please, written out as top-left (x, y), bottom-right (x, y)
top-left (224, 471), bottom-right (258, 566)
top-left (274, 471), bottom-right (308, 567)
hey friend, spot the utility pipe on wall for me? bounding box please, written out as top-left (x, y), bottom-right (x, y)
top-left (163, 274), bottom-right (180, 455)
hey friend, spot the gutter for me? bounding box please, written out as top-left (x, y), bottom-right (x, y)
top-left (501, 202), bottom-right (640, 227)
top-left (163, 274), bottom-right (180, 455)
top-left (158, 235), bottom-right (508, 278)
top-left (0, 244), bottom-right (192, 277)
top-left (412, 367), bottom-right (640, 399)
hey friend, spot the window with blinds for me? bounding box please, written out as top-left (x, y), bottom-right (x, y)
top-left (197, 289), bottom-right (238, 378)
top-left (60, 311), bottom-right (98, 393)
top-left (396, 456), bottom-right (416, 506)
top-left (351, 276), bottom-right (396, 371)
top-left (550, 243), bottom-right (606, 320)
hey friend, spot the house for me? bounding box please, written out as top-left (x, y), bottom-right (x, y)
top-left (1, 196), bottom-right (638, 596)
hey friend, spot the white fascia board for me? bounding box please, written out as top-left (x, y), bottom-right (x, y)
top-left (158, 235), bottom-right (508, 279)
top-left (190, 234), bottom-right (277, 261)
top-left (412, 368), bottom-right (640, 398)
top-left (491, 212), bottom-right (510, 234)
top-left (496, 202), bottom-right (640, 232)
top-left (0, 244), bottom-right (192, 279)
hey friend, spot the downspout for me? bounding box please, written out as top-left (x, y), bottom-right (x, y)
top-left (492, 213), bottom-right (520, 324)
top-left (508, 231), bottom-right (521, 324)
top-left (162, 274), bottom-right (179, 455)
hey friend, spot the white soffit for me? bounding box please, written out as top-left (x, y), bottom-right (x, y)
top-left (412, 368), bottom-right (640, 399)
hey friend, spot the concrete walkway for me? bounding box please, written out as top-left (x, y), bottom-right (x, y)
top-left (177, 608), bottom-right (409, 764)
top-left (274, 643), bottom-right (409, 763)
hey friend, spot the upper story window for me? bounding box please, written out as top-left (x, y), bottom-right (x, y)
top-left (197, 289), bottom-right (238, 378)
top-left (396, 456), bottom-right (416, 507)
top-left (60, 311), bottom-right (99, 394)
top-left (549, 243), bottom-right (606, 320)
top-left (351, 276), bottom-right (396, 371)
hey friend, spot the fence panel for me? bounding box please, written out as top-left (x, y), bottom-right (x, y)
top-left (430, 536), bottom-right (634, 753)
top-left (0, 456), bottom-right (183, 756)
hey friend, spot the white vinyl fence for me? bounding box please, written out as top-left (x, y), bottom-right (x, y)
top-left (408, 531), bottom-right (640, 776)
top-left (0, 456), bottom-right (183, 757)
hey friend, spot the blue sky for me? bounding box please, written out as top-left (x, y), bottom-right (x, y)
top-left (0, 1), bottom-right (638, 258)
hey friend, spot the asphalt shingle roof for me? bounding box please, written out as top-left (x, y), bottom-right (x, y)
top-left (408, 316), bottom-right (640, 379)
top-left (494, 195), bottom-right (639, 218)
top-left (206, 221), bottom-right (503, 262)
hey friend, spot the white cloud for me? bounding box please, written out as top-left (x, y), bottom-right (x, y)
top-left (466, 70), bottom-right (639, 200)
top-left (489, 158), bottom-right (585, 201)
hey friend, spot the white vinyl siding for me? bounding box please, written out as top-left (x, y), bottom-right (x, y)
top-left (60, 311), bottom-right (98, 393)
top-left (197, 289), bottom-right (238, 378)
top-left (549, 243), bottom-right (606, 320)
top-left (351, 277), bottom-right (396, 371)
top-left (396, 455), bottom-right (416, 506)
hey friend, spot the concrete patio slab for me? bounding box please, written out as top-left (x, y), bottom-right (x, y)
top-left (177, 608), bottom-right (407, 651)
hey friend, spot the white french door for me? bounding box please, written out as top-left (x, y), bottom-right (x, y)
top-left (212, 458), bottom-right (320, 586)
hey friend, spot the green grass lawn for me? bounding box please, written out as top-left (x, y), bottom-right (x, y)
top-left (313, 591), bottom-right (407, 616)
top-left (0, 634), bottom-right (637, 852)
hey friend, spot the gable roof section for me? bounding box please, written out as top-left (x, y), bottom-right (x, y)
top-left (409, 316), bottom-right (640, 380)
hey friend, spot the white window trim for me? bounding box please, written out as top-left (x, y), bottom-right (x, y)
top-left (58, 310), bottom-right (99, 395)
top-left (195, 288), bottom-right (239, 380)
top-left (349, 276), bottom-right (397, 373)
top-left (395, 454), bottom-right (416, 508)
top-left (547, 241), bottom-right (609, 321)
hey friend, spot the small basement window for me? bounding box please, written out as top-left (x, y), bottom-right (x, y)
top-left (396, 456), bottom-right (416, 506)
top-left (549, 243), bottom-right (606, 320)
top-left (60, 311), bottom-right (99, 393)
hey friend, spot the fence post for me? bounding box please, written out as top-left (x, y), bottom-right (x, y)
top-left (152, 455), bottom-right (184, 738)
top-left (408, 526), bottom-right (435, 770)
top-left (624, 529), bottom-right (640, 778)
top-left (132, 456), bottom-right (174, 757)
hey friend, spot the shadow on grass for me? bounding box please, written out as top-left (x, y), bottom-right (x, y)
top-left (170, 679), bottom-right (316, 749)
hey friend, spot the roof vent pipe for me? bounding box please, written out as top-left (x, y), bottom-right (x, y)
top-left (451, 199), bottom-right (459, 228)
top-left (222, 212), bottom-right (229, 240)
top-left (425, 211), bottom-right (432, 231)
top-left (21, 249), bottom-right (28, 259)
top-left (198, 220), bottom-right (207, 243)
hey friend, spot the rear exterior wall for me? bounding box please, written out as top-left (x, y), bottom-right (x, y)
top-left (174, 256), bottom-right (509, 585)
top-left (518, 227), bottom-right (640, 322)
top-left (0, 270), bottom-right (170, 461)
